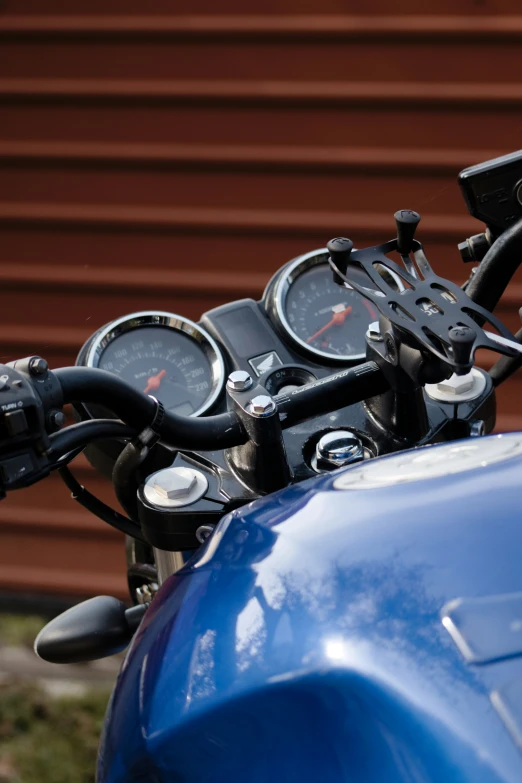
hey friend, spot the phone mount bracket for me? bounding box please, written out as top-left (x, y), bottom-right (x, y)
top-left (328, 212), bottom-right (522, 379)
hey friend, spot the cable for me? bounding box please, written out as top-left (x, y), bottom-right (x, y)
top-left (49, 419), bottom-right (136, 460)
top-left (53, 367), bottom-right (245, 450)
top-left (466, 219), bottom-right (522, 312)
top-left (112, 417), bottom-right (162, 521)
top-left (49, 419), bottom-right (136, 459)
top-left (112, 441), bottom-right (148, 521)
top-left (49, 446), bottom-right (84, 471)
top-left (58, 464), bottom-right (145, 542)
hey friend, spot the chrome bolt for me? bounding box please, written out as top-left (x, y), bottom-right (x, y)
top-left (196, 525), bottom-right (215, 544)
top-left (366, 321), bottom-right (383, 342)
top-left (227, 370), bottom-right (253, 392)
top-left (469, 419), bottom-right (485, 437)
top-left (316, 430), bottom-right (365, 471)
top-left (249, 394), bottom-right (276, 417)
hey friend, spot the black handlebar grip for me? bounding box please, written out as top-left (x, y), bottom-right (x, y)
top-left (327, 237), bottom-right (354, 285)
top-left (394, 210), bottom-right (421, 255)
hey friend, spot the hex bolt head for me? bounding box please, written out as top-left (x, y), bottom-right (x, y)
top-left (436, 372), bottom-right (475, 396)
top-left (29, 357), bottom-right (49, 377)
top-left (424, 367), bottom-right (487, 404)
top-left (227, 370), bottom-right (253, 392)
top-left (153, 468), bottom-right (198, 500)
top-left (316, 430), bottom-right (365, 471)
top-left (249, 394), bottom-right (276, 417)
top-left (144, 466), bottom-right (208, 509)
top-left (366, 321), bottom-right (383, 342)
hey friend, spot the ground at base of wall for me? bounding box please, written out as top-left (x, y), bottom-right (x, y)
top-left (0, 613), bottom-right (121, 783)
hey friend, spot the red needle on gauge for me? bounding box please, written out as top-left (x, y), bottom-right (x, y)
top-left (306, 305), bottom-right (352, 344)
top-left (143, 369), bottom-right (167, 394)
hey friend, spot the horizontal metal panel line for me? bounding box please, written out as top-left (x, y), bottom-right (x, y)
top-left (3, 263), bottom-right (522, 306)
top-left (0, 323), bottom-right (92, 349)
top-left (2, 15), bottom-right (522, 41)
top-left (0, 263), bottom-right (266, 296)
top-left (2, 79), bottom-right (522, 108)
top-left (0, 202), bottom-right (476, 238)
top-left (0, 564), bottom-right (126, 598)
top-left (0, 140), bottom-right (498, 175)
top-left (0, 506), bottom-right (120, 537)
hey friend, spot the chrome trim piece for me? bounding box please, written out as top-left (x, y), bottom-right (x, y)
top-left (485, 330), bottom-right (522, 356)
top-left (271, 248), bottom-right (365, 363)
top-left (270, 248), bottom-right (402, 363)
top-left (153, 548), bottom-right (185, 585)
top-left (85, 310), bottom-right (225, 417)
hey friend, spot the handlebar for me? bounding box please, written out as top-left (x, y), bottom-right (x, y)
top-left (274, 362), bottom-right (387, 428)
top-left (49, 362), bottom-right (388, 460)
top-left (54, 367), bottom-right (246, 452)
top-left (465, 218), bottom-right (522, 314)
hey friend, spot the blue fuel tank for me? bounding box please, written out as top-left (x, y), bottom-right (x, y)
top-left (98, 434), bottom-right (522, 783)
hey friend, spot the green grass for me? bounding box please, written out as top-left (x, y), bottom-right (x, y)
top-left (0, 679), bottom-right (110, 783)
top-left (0, 614), bottom-right (46, 649)
top-left (0, 615), bottom-right (112, 782)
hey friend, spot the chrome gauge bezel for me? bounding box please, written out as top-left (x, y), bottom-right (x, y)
top-left (270, 248), bottom-right (403, 363)
top-left (85, 310), bottom-right (226, 417)
top-left (270, 248), bottom-right (365, 363)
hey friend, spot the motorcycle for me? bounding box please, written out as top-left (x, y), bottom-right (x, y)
top-left (4, 149), bottom-right (522, 781)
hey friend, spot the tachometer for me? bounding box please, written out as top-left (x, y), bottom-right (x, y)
top-left (84, 312), bottom-right (225, 416)
top-left (269, 249), bottom-right (395, 363)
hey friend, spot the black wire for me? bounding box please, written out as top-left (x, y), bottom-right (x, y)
top-left (58, 464), bottom-right (145, 543)
top-left (49, 419), bottom-right (136, 461)
top-left (112, 436), bottom-right (157, 522)
top-left (49, 446), bottom-right (84, 471)
top-left (466, 219), bottom-right (522, 312)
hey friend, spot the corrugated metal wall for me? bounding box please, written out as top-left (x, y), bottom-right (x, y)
top-left (1, 2), bottom-right (522, 600)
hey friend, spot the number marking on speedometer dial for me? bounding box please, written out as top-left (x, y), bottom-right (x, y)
top-left (279, 255), bottom-right (378, 361)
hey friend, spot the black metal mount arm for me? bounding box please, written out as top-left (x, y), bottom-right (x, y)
top-left (328, 212), bottom-right (522, 382)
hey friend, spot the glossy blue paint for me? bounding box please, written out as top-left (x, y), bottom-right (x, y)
top-left (98, 436), bottom-right (522, 782)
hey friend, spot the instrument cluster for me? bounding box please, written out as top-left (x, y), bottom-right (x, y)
top-left (76, 249), bottom-right (386, 419)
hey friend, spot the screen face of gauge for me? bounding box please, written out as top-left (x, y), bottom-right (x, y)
top-left (98, 325), bottom-right (217, 416)
top-left (283, 261), bottom-right (379, 360)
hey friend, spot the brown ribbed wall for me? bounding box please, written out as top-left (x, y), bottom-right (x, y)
top-left (1, 4), bottom-right (522, 600)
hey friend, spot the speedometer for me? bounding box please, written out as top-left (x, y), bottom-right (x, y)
top-left (269, 249), bottom-right (383, 363)
top-left (84, 312), bottom-right (225, 416)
